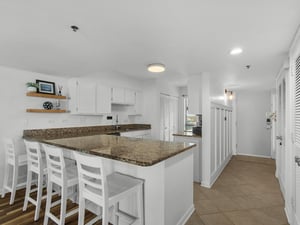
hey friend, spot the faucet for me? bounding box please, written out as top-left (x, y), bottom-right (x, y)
top-left (115, 114), bottom-right (121, 130)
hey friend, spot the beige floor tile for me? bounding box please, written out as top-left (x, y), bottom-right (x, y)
top-left (224, 210), bottom-right (263, 225)
top-left (184, 156), bottom-right (287, 225)
top-left (200, 213), bottom-right (234, 225)
top-left (249, 206), bottom-right (288, 225)
top-left (185, 212), bottom-right (205, 225)
top-left (194, 199), bottom-right (220, 215)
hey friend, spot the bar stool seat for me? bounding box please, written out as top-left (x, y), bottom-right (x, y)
top-left (42, 144), bottom-right (78, 225)
top-left (74, 152), bottom-right (144, 225)
top-left (2, 138), bottom-right (27, 205)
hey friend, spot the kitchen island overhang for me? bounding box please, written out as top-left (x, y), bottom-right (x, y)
top-left (25, 134), bottom-right (196, 225)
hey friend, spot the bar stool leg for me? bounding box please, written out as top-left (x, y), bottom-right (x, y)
top-left (10, 165), bottom-right (18, 205)
top-left (43, 182), bottom-right (53, 225)
top-left (136, 184), bottom-right (144, 225)
top-left (2, 163), bottom-right (9, 198)
top-left (34, 173), bottom-right (43, 221)
top-left (78, 195), bottom-right (85, 225)
top-left (23, 170), bottom-right (32, 211)
top-left (102, 204), bottom-right (109, 225)
top-left (59, 186), bottom-right (67, 225)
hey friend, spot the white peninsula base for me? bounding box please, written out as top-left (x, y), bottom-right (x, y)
top-left (65, 147), bottom-right (194, 225)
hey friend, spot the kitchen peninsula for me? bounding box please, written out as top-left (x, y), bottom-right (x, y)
top-left (23, 125), bottom-right (196, 225)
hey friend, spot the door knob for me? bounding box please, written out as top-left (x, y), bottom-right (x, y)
top-left (295, 156), bottom-right (300, 166)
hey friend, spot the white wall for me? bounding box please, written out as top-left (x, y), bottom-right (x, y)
top-left (236, 90), bottom-right (272, 157)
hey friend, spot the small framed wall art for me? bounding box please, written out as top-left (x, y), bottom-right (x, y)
top-left (36, 79), bottom-right (56, 95)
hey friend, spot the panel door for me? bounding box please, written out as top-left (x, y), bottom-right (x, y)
top-left (294, 54), bottom-right (300, 224)
top-left (96, 85), bottom-right (111, 114)
top-left (77, 81), bottom-right (96, 114)
top-left (111, 87), bottom-right (125, 104)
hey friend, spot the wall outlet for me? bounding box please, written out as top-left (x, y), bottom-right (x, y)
top-left (107, 116), bottom-right (113, 120)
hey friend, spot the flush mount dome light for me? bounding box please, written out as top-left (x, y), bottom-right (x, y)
top-left (147, 63), bottom-right (166, 73)
top-left (230, 47), bottom-right (243, 55)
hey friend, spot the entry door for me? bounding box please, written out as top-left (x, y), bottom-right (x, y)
top-left (294, 54), bottom-right (300, 224)
top-left (276, 72), bottom-right (287, 194)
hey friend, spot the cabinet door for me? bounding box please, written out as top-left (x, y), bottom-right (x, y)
top-left (96, 85), bottom-right (111, 114)
top-left (187, 75), bottom-right (202, 114)
top-left (125, 89), bottom-right (135, 105)
top-left (111, 87), bottom-right (125, 104)
top-left (77, 81), bottom-right (96, 114)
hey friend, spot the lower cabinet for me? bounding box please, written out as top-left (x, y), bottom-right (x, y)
top-left (173, 136), bottom-right (202, 183)
top-left (121, 130), bottom-right (152, 139)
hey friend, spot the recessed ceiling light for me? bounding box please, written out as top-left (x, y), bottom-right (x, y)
top-left (147, 63), bottom-right (166, 73)
top-left (230, 47), bottom-right (243, 55)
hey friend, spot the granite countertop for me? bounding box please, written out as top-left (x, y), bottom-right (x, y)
top-left (173, 132), bottom-right (202, 138)
top-left (37, 135), bottom-right (196, 167)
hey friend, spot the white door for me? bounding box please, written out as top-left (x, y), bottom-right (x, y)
top-left (276, 71), bottom-right (287, 195)
top-left (160, 94), bottom-right (179, 141)
top-left (294, 54), bottom-right (300, 224)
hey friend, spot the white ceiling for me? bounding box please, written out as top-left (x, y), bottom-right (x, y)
top-left (0, 0), bottom-right (299, 90)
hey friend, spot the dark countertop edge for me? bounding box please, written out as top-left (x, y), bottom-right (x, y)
top-left (24, 135), bottom-right (196, 167)
top-left (173, 133), bottom-right (202, 138)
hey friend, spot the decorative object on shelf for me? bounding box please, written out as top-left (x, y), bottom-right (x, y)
top-left (36, 79), bottom-right (56, 95)
top-left (43, 101), bottom-right (53, 110)
top-left (57, 85), bottom-right (63, 96)
top-left (26, 82), bottom-right (39, 92)
top-left (54, 100), bottom-right (61, 110)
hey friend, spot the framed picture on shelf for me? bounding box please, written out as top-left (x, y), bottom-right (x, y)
top-left (36, 79), bottom-right (56, 95)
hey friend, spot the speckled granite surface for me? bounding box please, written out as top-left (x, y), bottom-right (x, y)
top-left (42, 135), bottom-right (196, 166)
top-left (39, 134), bottom-right (195, 166)
top-left (173, 132), bottom-right (201, 138)
top-left (23, 124), bottom-right (151, 140)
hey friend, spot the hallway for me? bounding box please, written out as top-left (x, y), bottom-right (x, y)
top-left (186, 156), bottom-right (288, 225)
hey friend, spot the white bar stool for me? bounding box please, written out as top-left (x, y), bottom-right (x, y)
top-left (42, 144), bottom-right (78, 225)
top-left (74, 152), bottom-right (144, 225)
top-left (2, 138), bottom-right (27, 205)
top-left (23, 140), bottom-right (48, 221)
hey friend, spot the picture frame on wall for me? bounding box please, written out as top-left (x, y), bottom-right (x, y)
top-left (36, 79), bottom-right (56, 95)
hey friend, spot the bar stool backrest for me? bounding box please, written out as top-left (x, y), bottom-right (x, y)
top-left (74, 153), bottom-right (108, 207)
top-left (3, 138), bottom-right (17, 165)
top-left (42, 144), bottom-right (66, 186)
top-left (24, 140), bottom-right (43, 174)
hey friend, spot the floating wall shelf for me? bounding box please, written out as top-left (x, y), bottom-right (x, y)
top-left (26, 92), bottom-right (67, 99)
top-left (26, 109), bottom-right (67, 113)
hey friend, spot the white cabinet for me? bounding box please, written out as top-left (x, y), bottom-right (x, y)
top-left (128, 91), bottom-right (143, 115)
top-left (125, 89), bottom-right (135, 105)
top-left (68, 79), bottom-right (111, 115)
top-left (121, 130), bottom-right (152, 139)
top-left (111, 87), bottom-right (135, 105)
top-left (174, 136), bottom-right (202, 183)
top-left (96, 85), bottom-right (111, 114)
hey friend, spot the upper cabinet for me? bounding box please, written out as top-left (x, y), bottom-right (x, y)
top-left (111, 87), bottom-right (135, 105)
top-left (128, 91), bottom-right (143, 115)
top-left (68, 79), bottom-right (111, 115)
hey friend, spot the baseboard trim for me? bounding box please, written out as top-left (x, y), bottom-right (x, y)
top-left (237, 153), bottom-right (271, 159)
top-left (285, 205), bottom-right (293, 225)
top-left (176, 204), bottom-right (195, 225)
top-left (209, 154), bottom-right (232, 188)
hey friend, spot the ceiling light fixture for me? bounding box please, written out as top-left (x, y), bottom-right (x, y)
top-left (230, 47), bottom-right (243, 55)
top-left (70, 25), bottom-right (79, 32)
top-left (147, 63), bottom-right (166, 73)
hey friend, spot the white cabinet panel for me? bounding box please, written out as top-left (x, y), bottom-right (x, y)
top-left (174, 136), bottom-right (202, 183)
top-left (96, 85), bottom-right (111, 114)
top-left (111, 87), bottom-right (125, 104)
top-left (187, 75), bottom-right (202, 114)
top-left (68, 79), bottom-right (111, 115)
top-left (125, 89), bottom-right (135, 105)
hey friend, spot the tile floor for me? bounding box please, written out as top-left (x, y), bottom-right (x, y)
top-left (185, 155), bottom-right (288, 225)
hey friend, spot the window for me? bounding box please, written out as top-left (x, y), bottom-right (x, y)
top-left (184, 97), bottom-right (197, 131)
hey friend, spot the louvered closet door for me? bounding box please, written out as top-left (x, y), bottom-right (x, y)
top-left (295, 54), bottom-right (300, 224)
